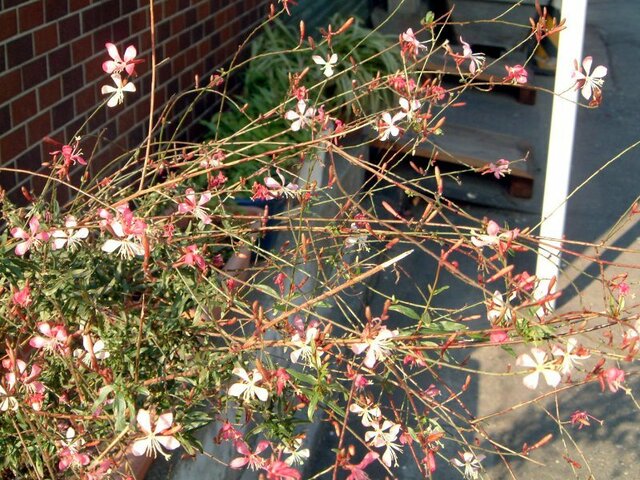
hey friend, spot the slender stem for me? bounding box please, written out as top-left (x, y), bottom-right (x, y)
top-left (139, 0), bottom-right (157, 191)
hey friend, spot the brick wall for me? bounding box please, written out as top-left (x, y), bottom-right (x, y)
top-left (0, 0), bottom-right (270, 203)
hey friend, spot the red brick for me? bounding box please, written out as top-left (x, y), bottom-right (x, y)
top-left (52, 98), bottom-right (74, 130)
top-left (74, 84), bottom-right (96, 114)
top-left (27, 111), bottom-right (52, 144)
top-left (58, 13), bottom-right (81, 43)
top-left (38, 77), bottom-right (61, 109)
top-left (33, 24), bottom-right (58, 55)
top-left (130, 10), bottom-right (148, 32)
top-left (0, 126), bottom-right (27, 163)
top-left (0, 105), bottom-right (10, 134)
top-left (84, 59), bottom-right (104, 83)
top-left (44, 0), bottom-right (69, 22)
top-left (171, 14), bottom-right (186, 35)
top-left (0, 9), bottom-right (17, 42)
top-left (69, 0), bottom-right (91, 9)
top-left (21, 57), bottom-right (47, 91)
top-left (11, 90), bottom-right (38, 126)
top-left (0, 70), bottom-right (22, 105)
top-left (48, 45), bottom-right (71, 76)
top-left (7, 33), bottom-right (34, 69)
top-left (18, 1), bottom-right (44, 33)
top-left (71, 35), bottom-right (93, 63)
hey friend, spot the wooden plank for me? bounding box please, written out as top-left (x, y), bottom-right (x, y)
top-left (446, 0), bottom-right (537, 51)
top-left (371, 124), bottom-right (535, 198)
top-left (424, 53), bottom-right (537, 105)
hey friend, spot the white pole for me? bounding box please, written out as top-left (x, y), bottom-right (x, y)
top-left (534, 0), bottom-right (588, 302)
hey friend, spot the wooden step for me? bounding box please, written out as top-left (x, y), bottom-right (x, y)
top-left (371, 124), bottom-right (535, 198)
top-left (424, 52), bottom-right (536, 105)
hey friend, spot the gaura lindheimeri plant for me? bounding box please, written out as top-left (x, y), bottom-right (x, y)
top-left (0, 3), bottom-right (637, 480)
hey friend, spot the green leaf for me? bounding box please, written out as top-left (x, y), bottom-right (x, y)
top-left (423, 11), bottom-right (435, 25)
top-left (389, 304), bottom-right (421, 321)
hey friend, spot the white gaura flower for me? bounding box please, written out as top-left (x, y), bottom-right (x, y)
top-left (486, 290), bottom-right (516, 324)
top-left (349, 401), bottom-right (381, 427)
top-left (228, 367), bottom-right (269, 402)
top-left (285, 100), bottom-right (316, 132)
top-left (364, 420), bottom-right (402, 467)
top-left (283, 438), bottom-right (310, 466)
top-left (516, 347), bottom-right (561, 390)
top-left (377, 111), bottom-right (406, 141)
top-left (551, 337), bottom-right (590, 375)
top-left (73, 335), bottom-right (110, 366)
top-left (51, 216), bottom-right (89, 251)
top-left (101, 220), bottom-right (145, 259)
top-left (289, 326), bottom-right (322, 365)
top-left (131, 409), bottom-right (180, 459)
top-left (352, 326), bottom-right (398, 369)
top-left (572, 56), bottom-right (607, 101)
top-left (0, 384), bottom-right (19, 412)
top-left (399, 97), bottom-right (421, 120)
top-left (452, 451), bottom-right (485, 480)
top-left (312, 53), bottom-right (338, 77)
top-left (101, 73), bottom-right (136, 107)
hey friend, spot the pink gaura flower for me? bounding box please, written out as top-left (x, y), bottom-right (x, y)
top-left (229, 440), bottom-right (270, 470)
top-left (102, 43), bottom-right (142, 76)
top-left (3, 359), bottom-right (45, 398)
top-left (516, 347), bottom-right (561, 390)
top-left (274, 367), bottom-right (291, 396)
top-left (481, 159), bottom-right (511, 179)
top-left (48, 138), bottom-right (86, 179)
top-left (131, 409), bottom-right (181, 459)
top-left (252, 182), bottom-right (276, 201)
top-left (489, 328), bottom-right (509, 344)
top-left (570, 410), bottom-right (602, 430)
top-left (58, 428), bottom-right (90, 471)
top-left (29, 322), bottom-right (69, 355)
top-left (377, 111), bottom-right (406, 141)
top-left (177, 188), bottom-right (212, 224)
top-left (344, 451), bottom-right (379, 480)
top-left (285, 100), bottom-right (315, 132)
top-left (51, 216), bottom-right (89, 251)
top-left (400, 28), bottom-right (429, 58)
top-left (263, 458), bottom-right (301, 479)
top-left (12, 281), bottom-right (31, 307)
top-left (446, 37), bottom-right (485, 74)
top-left (216, 421), bottom-right (243, 443)
top-left (352, 325), bottom-right (398, 369)
top-left (504, 65), bottom-right (528, 84)
top-left (101, 73), bottom-right (136, 108)
top-left (11, 217), bottom-right (50, 256)
top-left (174, 244), bottom-right (207, 273)
top-left (471, 220), bottom-right (519, 253)
top-left (101, 204), bottom-right (147, 259)
top-left (572, 56), bottom-right (607, 101)
top-left (603, 367), bottom-right (625, 393)
top-left (422, 449), bottom-right (437, 474)
top-left (263, 171), bottom-right (300, 199)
